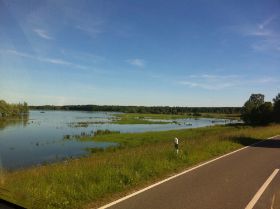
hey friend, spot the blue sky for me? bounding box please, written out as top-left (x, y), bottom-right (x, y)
top-left (0, 0), bottom-right (279, 106)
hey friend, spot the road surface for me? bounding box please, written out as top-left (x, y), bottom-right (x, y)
top-left (100, 135), bottom-right (280, 209)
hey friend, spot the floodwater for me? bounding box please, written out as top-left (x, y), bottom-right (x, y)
top-left (0, 110), bottom-right (239, 170)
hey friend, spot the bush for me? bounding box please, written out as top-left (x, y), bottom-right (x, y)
top-left (0, 100), bottom-right (28, 118)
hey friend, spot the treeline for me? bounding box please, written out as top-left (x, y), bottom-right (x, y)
top-left (30, 105), bottom-right (241, 115)
top-left (241, 93), bottom-right (280, 125)
top-left (0, 100), bottom-right (29, 118)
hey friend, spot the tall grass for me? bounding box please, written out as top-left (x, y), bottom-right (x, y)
top-left (2, 124), bottom-right (280, 209)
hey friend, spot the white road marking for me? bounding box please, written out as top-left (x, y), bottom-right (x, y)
top-left (270, 194), bottom-right (275, 209)
top-left (245, 169), bottom-right (279, 209)
top-left (268, 135), bottom-right (280, 139)
top-left (98, 135), bottom-right (280, 209)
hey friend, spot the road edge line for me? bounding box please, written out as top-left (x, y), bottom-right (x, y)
top-left (98, 135), bottom-right (280, 209)
top-left (245, 169), bottom-right (279, 209)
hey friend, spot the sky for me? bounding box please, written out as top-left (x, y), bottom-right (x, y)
top-left (0, 0), bottom-right (279, 107)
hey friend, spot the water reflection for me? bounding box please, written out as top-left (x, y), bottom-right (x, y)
top-left (0, 114), bottom-right (29, 130)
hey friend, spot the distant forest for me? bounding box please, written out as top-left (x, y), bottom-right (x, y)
top-left (30, 105), bottom-right (241, 115)
top-left (0, 100), bottom-right (29, 117)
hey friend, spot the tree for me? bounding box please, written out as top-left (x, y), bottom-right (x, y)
top-left (258, 102), bottom-right (273, 124)
top-left (273, 93), bottom-right (280, 122)
top-left (0, 100), bottom-right (9, 117)
top-left (241, 94), bottom-right (272, 125)
top-left (247, 94), bottom-right (265, 106)
top-left (0, 100), bottom-right (29, 117)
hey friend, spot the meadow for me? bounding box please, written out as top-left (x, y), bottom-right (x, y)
top-left (1, 123), bottom-right (279, 209)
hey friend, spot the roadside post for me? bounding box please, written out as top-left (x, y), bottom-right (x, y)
top-left (174, 137), bottom-right (179, 154)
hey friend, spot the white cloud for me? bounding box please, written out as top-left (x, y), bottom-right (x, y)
top-left (178, 73), bottom-right (278, 90)
top-left (126, 58), bottom-right (145, 67)
top-left (178, 74), bottom-right (240, 90)
top-left (230, 15), bottom-right (280, 53)
top-left (232, 15), bottom-right (277, 37)
top-left (190, 74), bottom-right (240, 79)
top-left (40, 58), bottom-right (71, 65)
top-left (179, 80), bottom-right (235, 90)
top-left (248, 30), bottom-right (272, 37)
top-left (3, 49), bottom-right (88, 69)
top-left (5, 49), bottom-right (32, 58)
top-left (253, 77), bottom-right (278, 84)
top-left (75, 25), bottom-right (103, 38)
top-left (33, 28), bottom-right (53, 40)
top-left (258, 15), bottom-right (278, 30)
top-left (251, 38), bottom-right (280, 52)
top-left (231, 24), bottom-right (273, 38)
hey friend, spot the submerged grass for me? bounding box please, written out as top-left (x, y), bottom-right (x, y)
top-left (112, 114), bottom-right (171, 124)
top-left (113, 113), bottom-right (240, 124)
top-left (1, 124), bottom-right (280, 209)
top-left (94, 129), bottom-right (120, 136)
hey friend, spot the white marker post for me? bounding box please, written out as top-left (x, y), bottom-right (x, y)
top-left (174, 137), bottom-right (179, 154)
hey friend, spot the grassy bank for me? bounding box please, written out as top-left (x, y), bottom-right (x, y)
top-left (113, 113), bottom-right (240, 124)
top-left (1, 124), bottom-right (279, 209)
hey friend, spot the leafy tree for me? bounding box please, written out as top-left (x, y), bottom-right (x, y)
top-left (258, 102), bottom-right (273, 124)
top-left (273, 93), bottom-right (280, 122)
top-left (241, 94), bottom-right (271, 125)
top-left (247, 94), bottom-right (264, 106)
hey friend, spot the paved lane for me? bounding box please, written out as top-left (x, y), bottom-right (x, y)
top-left (100, 136), bottom-right (280, 209)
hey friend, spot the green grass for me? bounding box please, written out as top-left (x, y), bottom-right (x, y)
top-left (93, 129), bottom-right (120, 136)
top-left (112, 113), bottom-right (240, 124)
top-left (112, 113), bottom-right (172, 124)
top-left (1, 124), bottom-right (279, 209)
top-left (199, 113), bottom-right (240, 120)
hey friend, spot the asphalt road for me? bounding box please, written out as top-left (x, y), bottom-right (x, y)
top-left (101, 136), bottom-right (280, 209)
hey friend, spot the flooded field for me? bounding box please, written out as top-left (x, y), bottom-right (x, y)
top-left (0, 110), bottom-right (238, 169)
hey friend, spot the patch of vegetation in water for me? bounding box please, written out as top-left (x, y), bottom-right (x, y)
top-left (67, 121), bottom-right (109, 128)
top-left (112, 114), bottom-right (176, 124)
top-left (63, 129), bottom-right (121, 142)
top-left (112, 113), bottom-right (240, 124)
top-left (94, 129), bottom-right (120, 136)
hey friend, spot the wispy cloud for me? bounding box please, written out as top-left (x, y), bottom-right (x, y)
top-left (5, 49), bottom-right (32, 58)
top-left (189, 74), bottom-right (240, 79)
top-left (230, 15), bottom-right (280, 53)
top-left (75, 24), bottom-right (103, 38)
top-left (251, 38), bottom-right (280, 52)
top-left (33, 28), bottom-right (53, 40)
top-left (22, 1), bottom-right (106, 40)
top-left (179, 81), bottom-right (234, 90)
top-left (39, 57), bottom-right (71, 65)
top-left (258, 15), bottom-right (278, 30)
top-left (3, 49), bottom-right (87, 69)
top-left (253, 77), bottom-right (278, 84)
top-left (178, 74), bottom-right (239, 90)
top-left (232, 15), bottom-right (278, 37)
top-left (126, 58), bottom-right (145, 67)
top-left (178, 74), bottom-right (278, 90)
